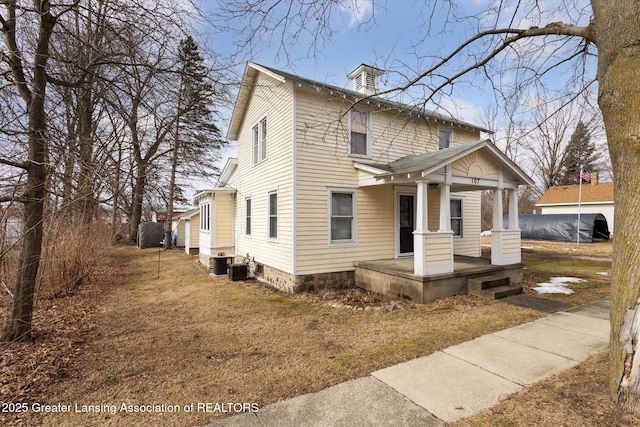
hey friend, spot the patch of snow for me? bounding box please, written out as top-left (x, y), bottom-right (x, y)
top-left (598, 272), bottom-right (611, 276)
top-left (533, 277), bottom-right (586, 295)
top-left (549, 277), bottom-right (586, 284)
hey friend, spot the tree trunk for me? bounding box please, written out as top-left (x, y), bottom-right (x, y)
top-left (592, 0), bottom-right (640, 411)
top-left (163, 148), bottom-right (178, 250)
top-left (76, 88), bottom-right (95, 223)
top-left (129, 163), bottom-right (146, 244)
top-left (1, 3), bottom-right (56, 342)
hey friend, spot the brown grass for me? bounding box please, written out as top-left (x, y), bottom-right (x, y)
top-left (453, 351), bottom-right (640, 427)
top-left (0, 239), bottom-right (619, 426)
top-left (3, 246), bottom-right (544, 426)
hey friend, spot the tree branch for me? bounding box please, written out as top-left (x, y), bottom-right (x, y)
top-left (0, 157), bottom-right (27, 170)
top-left (373, 22), bottom-right (592, 106)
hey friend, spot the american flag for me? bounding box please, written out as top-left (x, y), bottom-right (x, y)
top-left (580, 167), bottom-right (591, 183)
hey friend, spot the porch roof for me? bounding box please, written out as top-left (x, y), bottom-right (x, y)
top-left (354, 139), bottom-right (534, 189)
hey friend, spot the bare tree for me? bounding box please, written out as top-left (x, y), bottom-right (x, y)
top-left (217, 0), bottom-right (640, 411)
top-left (0, 0), bottom-right (74, 341)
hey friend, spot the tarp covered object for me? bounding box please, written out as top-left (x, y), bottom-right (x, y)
top-left (137, 222), bottom-right (164, 249)
top-left (506, 213), bottom-right (610, 243)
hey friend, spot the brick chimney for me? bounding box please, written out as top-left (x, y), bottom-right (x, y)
top-left (591, 172), bottom-right (599, 185)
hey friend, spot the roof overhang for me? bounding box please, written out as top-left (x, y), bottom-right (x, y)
top-left (226, 62), bottom-right (493, 141)
top-left (218, 157), bottom-right (238, 187)
top-left (193, 188), bottom-right (237, 205)
top-left (354, 139), bottom-right (534, 190)
top-left (227, 63), bottom-right (286, 141)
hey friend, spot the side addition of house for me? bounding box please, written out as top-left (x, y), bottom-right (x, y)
top-left (197, 62), bottom-right (534, 303)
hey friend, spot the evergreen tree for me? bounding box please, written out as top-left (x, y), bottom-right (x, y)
top-left (558, 120), bottom-right (598, 185)
top-left (164, 36), bottom-right (225, 248)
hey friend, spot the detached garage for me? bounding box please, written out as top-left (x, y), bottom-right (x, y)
top-left (511, 213), bottom-right (610, 243)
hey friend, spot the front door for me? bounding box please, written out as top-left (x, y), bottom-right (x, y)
top-left (399, 194), bottom-right (415, 255)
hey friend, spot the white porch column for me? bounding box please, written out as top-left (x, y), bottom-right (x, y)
top-left (508, 188), bottom-right (519, 230)
top-left (439, 166), bottom-right (452, 232)
top-left (492, 186), bottom-right (522, 266)
top-left (492, 188), bottom-right (503, 231)
top-left (414, 180), bottom-right (429, 275)
top-left (414, 180), bottom-right (454, 276)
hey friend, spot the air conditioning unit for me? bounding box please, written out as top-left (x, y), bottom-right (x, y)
top-left (228, 263), bottom-right (248, 281)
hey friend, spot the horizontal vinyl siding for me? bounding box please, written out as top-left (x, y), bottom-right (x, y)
top-left (233, 73), bottom-right (294, 273)
top-left (215, 201), bottom-right (234, 247)
top-left (189, 214), bottom-right (199, 248)
top-left (425, 236), bottom-right (453, 265)
top-left (293, 88), bottom-right (483, 275)
top-left (454, 191), bottom-right (481, 257)
top-left (502, 232), bottom-right (521, 255)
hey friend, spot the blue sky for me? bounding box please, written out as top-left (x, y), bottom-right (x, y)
top-left (189, 0), bottom-right (599, 195)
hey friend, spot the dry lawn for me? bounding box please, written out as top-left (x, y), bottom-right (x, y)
top-left (3, 245), bottom-right (543, 426)
top-left (454, 352), bottom-right (640, 427)
top-left (0, 239), bottom-right (621, 426)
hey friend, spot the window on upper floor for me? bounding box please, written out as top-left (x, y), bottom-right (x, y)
top-left (349, 109), bottom-right (369, 157)
top-left (438, 128), bottom-right (452, 150)
top-left (252, 116), bottom-right (267, 164)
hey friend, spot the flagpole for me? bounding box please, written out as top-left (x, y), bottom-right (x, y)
top-left (577, 165), bottom-right (583, 247)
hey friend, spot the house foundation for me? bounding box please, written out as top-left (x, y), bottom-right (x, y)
top-left (354, 256), bottom-right (523, 303)
top-left (245, 259), bottom-right (355, 293)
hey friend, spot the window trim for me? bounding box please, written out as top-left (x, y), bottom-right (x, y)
top-left (438, 127), bottom-right (452, 150)
top-left (327, 187), bottom-right (357, 246)
top-left (245, 197), bottom-right (252, 237)
top-left (267, 190), bottom-right (278, 241)
top-left (200, 202), bottom-right (210, 232)
top-left (348, 109), bottom-right (371, 158)
top-left (450, 197), bottom-right (463, 238)
top-left (252, 115), bottom-right (268, 165)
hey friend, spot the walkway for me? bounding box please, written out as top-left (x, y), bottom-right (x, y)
top-left (205, 297), bottom-right (610, 426)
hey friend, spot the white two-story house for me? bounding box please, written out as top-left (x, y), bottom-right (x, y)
top-left (194, 62), bottom-right (533, 302)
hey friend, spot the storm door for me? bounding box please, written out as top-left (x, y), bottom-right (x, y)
top-left (399, 194), bottom-right (415, 255)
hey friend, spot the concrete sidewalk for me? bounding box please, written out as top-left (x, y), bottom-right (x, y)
top-left (205, 297), bottom-right (610, 427)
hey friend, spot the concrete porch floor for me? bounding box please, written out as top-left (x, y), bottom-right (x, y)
top-left (354, 255), bottom-right (523, 303)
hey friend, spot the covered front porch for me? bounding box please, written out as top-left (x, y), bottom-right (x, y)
top-left (352, 140), bottom-right (534, 302)
top-left (354, 255), bottom-right (524, 303)
top-left (355, 139), bottom-right (534, 277)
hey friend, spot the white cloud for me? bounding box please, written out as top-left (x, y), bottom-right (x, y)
top-left (340, 0), bottom-right (374, 27)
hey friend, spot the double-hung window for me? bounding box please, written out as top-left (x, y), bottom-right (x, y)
top-left (200, 203), bottom-right (210, 231)
top-left (450, 198), bottom-right (463, 237)
top-left (252, 117), bottom-right (267, 164)
top-left (268, 191), bottom-right (277, 240)
top-left (245, 198), bottom-right (252, 236)
top-left (329, 189), bottom-right (356, 244)
top-left (349, 110), bottom-right (369, 157)
top-left (438, 128), bottom-right (452, 150)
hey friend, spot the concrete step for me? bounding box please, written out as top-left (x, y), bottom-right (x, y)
top-left (467, 275), bottom-right (512, 293)
top-left (469, 284), bottom-right (523, 300)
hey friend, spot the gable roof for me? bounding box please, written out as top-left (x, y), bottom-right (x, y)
top-left (355, 139), bottom-right (534, 186)
top-left (536, 182), bottom-right (614, 206)
top-left (174, 208), bottom-right (199, 220)
top-left (226, 62), bottom-right (492, 141)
